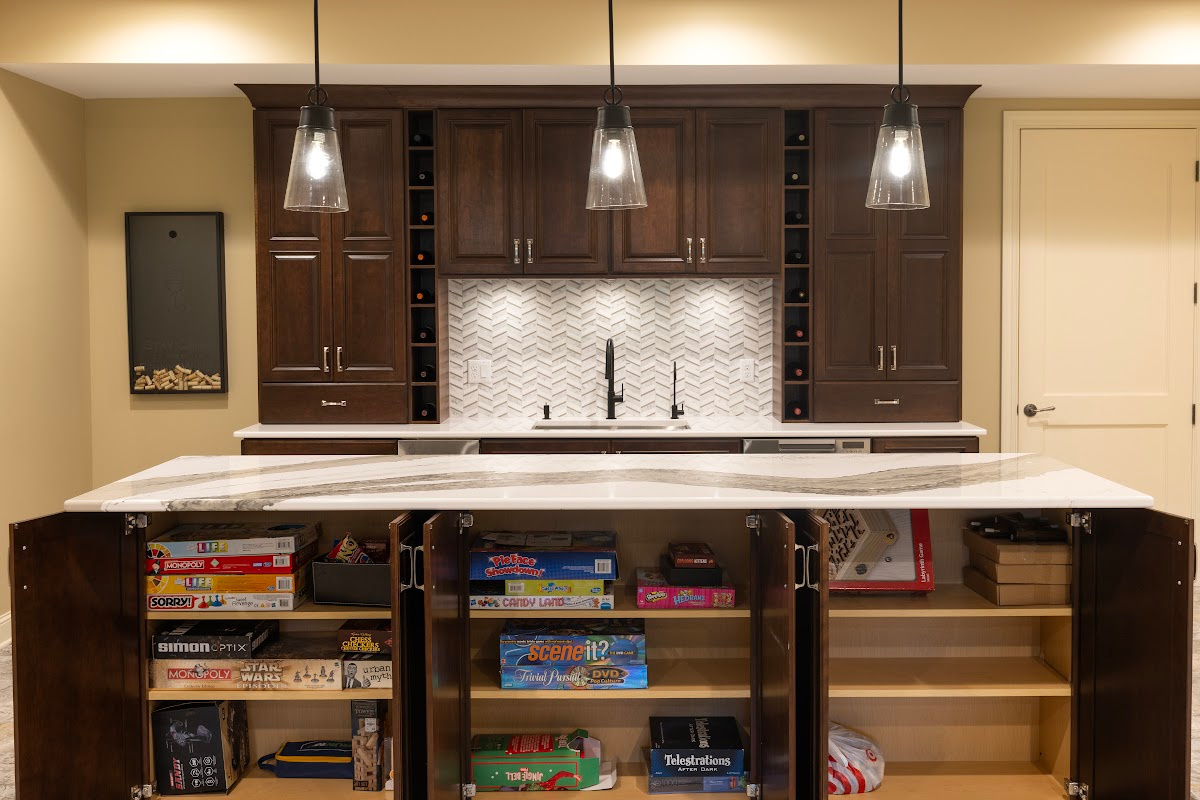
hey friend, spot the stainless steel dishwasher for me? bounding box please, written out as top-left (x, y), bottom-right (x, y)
top-left (396, 439), bottom-right (481, 455)
top-left (742, 438), bottom-right (871, 454)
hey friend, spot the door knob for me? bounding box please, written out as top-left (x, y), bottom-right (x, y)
top-left (1023, 403), bottom-right (1056, 417)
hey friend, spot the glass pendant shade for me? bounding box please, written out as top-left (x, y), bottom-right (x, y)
top-left (586, 105), bottom-right (647, 211)
top-left (284, 104), bottom-right (348, 213)
top-left (866, 102), bottom-right (929, 210)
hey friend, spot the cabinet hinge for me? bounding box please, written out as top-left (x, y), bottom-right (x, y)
top-left (130, 785), bottom-right (153, 800)
top-left (459, 512), bottom-right (475, 531)
top-left (124, 513), bottom-right (150, 535)
top-left (1065, 779), bottom-right (1089, 799)
top-left (745, 784), bottom-right (760, 798)
top-left (1069, 511), bottom-right (1093, 535)
top-left (745, 514), bottom-right (761, 530)
top-left (462, 784), bottom-right (477, 798)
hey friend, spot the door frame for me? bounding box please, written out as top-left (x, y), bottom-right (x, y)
top-left (999, 111), bottom-right (1200, 508)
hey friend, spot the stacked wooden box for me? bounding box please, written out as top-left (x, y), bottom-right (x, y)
top-left (961, 528), bottom-right (1071, 606)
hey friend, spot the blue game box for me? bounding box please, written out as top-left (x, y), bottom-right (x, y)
top-left (468, 531), bottom-right (619, 581)
top-left (500, 663), bottom-right (648, 690)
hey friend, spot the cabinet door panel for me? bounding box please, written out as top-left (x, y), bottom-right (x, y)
top-left (696, 108), bottom-right (781, 274)
top-left (815, 108), bottom-right (884, 241)
top-left (438, 110), bottom-right (523, 275)
top-left (814, 246), bottom-right (887, 380)
top-left (333, 252), bottom-right (406, 381)
top-left (612, 438), bottom-right (742, 454)
top-left (1078, 509), bottom-right (1192, 800)
top-left (338, 112), bottom-right (403, 241)
top-left (523, 109), bottom-right (609, 274)
top-left (479, 439), bottom-right (611, 454)
top-left (893, 108), bottom-right (960, 242)
top-left (392, 513), bottom-right (427, 800)
top-left (258, 251), bottom-right (332, 381)
top-left (612, 109), bottom-right (696, 274)
top-left (255, 109), bottom-right (324, 242)
top-left (12, 513), bottom-right (145, 798)
top-left (887, 247), bottom-right (960, 380)
top-left (870, 435), bottom-right (979, 453)
top-left (242, 438), bottom-right (400, 455)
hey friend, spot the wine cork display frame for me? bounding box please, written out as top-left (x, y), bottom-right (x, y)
top-left (781, 110), bottom-right (811, 421)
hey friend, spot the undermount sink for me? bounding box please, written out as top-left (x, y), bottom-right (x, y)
top-left (532, 418), bottom-right (691, 431)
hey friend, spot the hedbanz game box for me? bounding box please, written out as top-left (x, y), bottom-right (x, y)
top-left (147, 522), bottom-right (321, 558)
top-left (469, 531), bottom-right (618, 581)
top-left (146, 540), bottom-right (318, 576)
top-left (500, 620), bottom-right (645, 667)
top-left (152, 620), bottom-right (278, 659)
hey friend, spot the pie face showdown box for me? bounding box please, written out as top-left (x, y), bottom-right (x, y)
top-left (500, 619), bottom-right (646, 667)
top-left (470, 730), bottom-right (602, 790)
top-left (469, 531), bottom-right (618, 581)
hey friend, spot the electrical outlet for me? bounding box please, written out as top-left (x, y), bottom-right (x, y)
top-left (468, 359), bottom-right (493, 384)
top-left (737, 358), bottom-right (756, 382)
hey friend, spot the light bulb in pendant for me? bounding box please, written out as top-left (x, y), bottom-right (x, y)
top-left (601, 138), bottom-right (626, 179)
top-left (888, 130), bottom-right (912, 178)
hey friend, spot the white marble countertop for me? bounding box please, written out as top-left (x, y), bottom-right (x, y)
top-left (64, 452), bottom-right (1149, 512)
top-left (234, 418), bottom-right (987, 440)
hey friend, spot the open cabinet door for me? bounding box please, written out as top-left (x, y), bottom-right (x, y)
top-left (753, 511), bottom-right (828, 800)
top-left (11, 513), bottom-right (146, 798)
top-left (392, 512), bottom-right (427, 800)
top-left (1076, 509), bottom-right (1193, 799)
top-left (422, 511), bottom-right (471, 800)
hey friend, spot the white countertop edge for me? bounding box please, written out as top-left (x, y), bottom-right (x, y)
top-left (234, 419), bottom-right (988, 440)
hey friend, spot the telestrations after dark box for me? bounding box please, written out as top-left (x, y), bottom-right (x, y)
top-left (649, 717), bottom-right (746, 778)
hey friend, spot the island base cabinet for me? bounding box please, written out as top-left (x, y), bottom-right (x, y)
top-left (7, 506), bottom-right (1193, 800)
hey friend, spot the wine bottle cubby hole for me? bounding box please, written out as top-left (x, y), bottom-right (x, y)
top-left (408, 110), bottom-right (435, 148)
top-left (784, 265), bottom-right (809, 304)
top-left (784, 187), bottom-right (810, 226)
top-left (411, 270), bottom-right (436, 305)
top-left (785, 228), bottom-right (809, 265)
top-left (784, 109), bottom-right (811, 147)
top-left (412, 384), bottom-right (439, 421)
top-left (411, 306), bottom-right (437, 345)
top-left (784, 306), bottom-right (810, 343)
top-left (410, 228), bottom-right (435, 267)
top-left (407, 109), bottom-right (442, 423)
top-left (410, 189), bottom-right (435, 227)
top-left (784, 151), bottom-right (810, 186)
top-left (409, 150), bottom-right (435, 187)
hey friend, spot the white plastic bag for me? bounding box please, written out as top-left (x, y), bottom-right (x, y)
top-left (828, 722), bottom-right (885, 794)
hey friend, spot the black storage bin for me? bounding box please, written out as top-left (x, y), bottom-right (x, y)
top-left (310, 560), bottom-right (391, 607)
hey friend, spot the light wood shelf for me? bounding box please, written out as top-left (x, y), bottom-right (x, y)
top-left (148, 688), bottom-right (391, 702)
top-left (601, 762), bottom-right (731, 799)
top-left (183, 768), bottom-right (393, 799)
top-left (829, 657), bottom-right (1070, 698)
top-left (869, 761), bottom-right (1064, 798)
top-left (829, 584), bottom-right (1071, 618)
top-left (146, 600), bottom-right (391, 621)
top-left (471, 658), bottom-right (749, 700)
top-left (469, 585), bottom-right (749, 619)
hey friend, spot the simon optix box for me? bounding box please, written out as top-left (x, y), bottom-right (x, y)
top-left (147, 522), bottom-right (321, 558)
top-left (469, 531), bottom-right (618, 581)
top-left (826, 509), bottom-right (934, 592)
top-left (500, 663), bottom-right (648, 690)
top-left (152, 700), bottom-right (250, 795)
top-left (146, 540), bottom-right (319, 576)
top-left (636, 568), bottom-right (736, 610)
top-left (152, 620), bottom-right (278, 659)
top-left (500, 620), bottom-right (646, 667)
top-left (649, 717), bottom-right (746, 778)
top-left (470, 731), bottom-right (602, 791)
top-left (146, 567), bottom-right (308, 595)
top-left (151, 637), bottom-right (342, 691)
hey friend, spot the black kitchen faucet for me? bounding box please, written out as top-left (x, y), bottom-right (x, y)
top-left (605, 338), bottom-right (624, 419)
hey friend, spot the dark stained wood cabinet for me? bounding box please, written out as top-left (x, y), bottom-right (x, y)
top-left (479, 437), bottom-right (742, 454)
top-left (479, 438), bottom-right (613, 454)
top-left (870, 435), bottom-right (979, 453)
top-left (241, 438), bottom-right (400, 455)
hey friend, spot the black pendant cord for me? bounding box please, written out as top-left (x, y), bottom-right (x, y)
top-left (604, 0), bottom-right (623, 106)
top-left (309, 0), bottom-right (328, 107)
top-left (891, 0), bottom-right (909, 104)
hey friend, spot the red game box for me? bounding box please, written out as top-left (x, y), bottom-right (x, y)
top-left (667, 542), bottom-right (718, 569)
top-left (146, 540), bottom-right (318, 576)
top-left (827, 509), bottom-right (934, 592)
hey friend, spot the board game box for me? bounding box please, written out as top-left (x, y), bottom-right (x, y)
top-left (146, 567), bottom-right (308, 595)
top-left (469, 531), bottom-right (618, 581)
top-left (343, 654), bottom-right (392, 689)
top-left (351, 700), bottom-right (387, 791)
top-left (500, 619), bottom-right (645, 667)
top-left (470, 592), bottom-right (615, 612)
top-left (147, 522), bottom-right (321, 558)
top-left (503, 579), bottom-right (608, 596)
top-left (146, 540), bottom-right (318, 576)
top-left (151, 637), bottom-right (342, 691)
top-left (146, 591), bottom-right (303, 613)
top-left (338, 620), bottom-right (393, 654)
top-left (152, 620), bottom-right (279, 659)
top-left (826, 509), bottom-right (934, 592)
top-left (667, 543), bottom-right (718, 568)
top-left (153, 700), bottom-right (250, 794)
top-left (635, 568), bottom-right (736, 610)
top-left (649, 717), bottom-right (746, 778)
top-left (470, 731), bottom-right (602, 790)
top-left (500, 663), bottom-right (648, 690)
top-left (647, 774), bottom-right (747, 794)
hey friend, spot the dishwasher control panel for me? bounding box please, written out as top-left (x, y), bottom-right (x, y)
top-left (742, 437), bottom-right (872, 454)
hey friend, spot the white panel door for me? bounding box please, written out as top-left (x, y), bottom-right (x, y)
top-left (1016, 127), bottom-right (1196, 516)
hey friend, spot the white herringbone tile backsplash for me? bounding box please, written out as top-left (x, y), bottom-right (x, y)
top-left (447, 279), bottom-right (775, 418)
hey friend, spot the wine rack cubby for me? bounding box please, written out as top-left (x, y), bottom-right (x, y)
top-left (406, 109), bottom-right (447, 423)
top-left (781, 108), bottom-right (812, 422)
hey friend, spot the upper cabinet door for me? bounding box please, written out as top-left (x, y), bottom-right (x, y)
top-left (1077, 509), bottom-right (1193, 800)
top-left (695, 108), bottom-right (782, 275)
top-left (438, 110), bottom-right (523, 275)
top-left (814, 108), bottom-right (884, 241)
top-left (892, 108), bottom-right (961, 242)
top-left (12, 513), bottom-right (147, 798)
top-left (254, 109), bottom-right (325, 243)
top-left (332, 252), bottom-right (406, 381)
top-left (336, 111), bottom-right (404, 243)
top-left (522, 109), bottom-right (609, 274)
top-left (258, 250), bottom-right (333, 382)
top-left (612, 109), bottom-right (696, 275)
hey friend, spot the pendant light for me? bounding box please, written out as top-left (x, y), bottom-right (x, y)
top-left (865, 0), bottom-right (929, 210)
top-left (284, 0), bottom-right (348, 213)
top-left (585, 0), bottom-right (647, 210)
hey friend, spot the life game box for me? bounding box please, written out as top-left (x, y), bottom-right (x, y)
top-left (500, 663), bottom-right (648, 690)
top-left (826, 509), bottom-right (934, 592)
top-left (147, 522), bottom-right (321, 558)
top-left (500, 620), bottom-right (646, 667)
top-left (146, 568), bottom-right (308, 595)
top-left (468, 531), bottom-right (619, 581)
top-left (152, 620), bottom-right (279, 659)
top-left (470, 731), bottom-right (602, 791)
top-left (151, 637), bottom-right (342, 691)
top-left (649, 717), bottom-right (746, 778)
top-left (146, 541), bottom-right (318, 576)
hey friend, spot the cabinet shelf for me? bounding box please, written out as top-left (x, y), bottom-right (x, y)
top-left (783, 303), bottom-right (810, 308)
top-left (784, 184), bottom-right (811, 190)
top-left (148, 688), bottom-right (391, 702)
top-left (468, 584), bottom-right (749, 619)
top-left (408, 224), bottom-right (434, 230)
top-left (829, 584), bottom-right (1071, 618)
top-left (471, 658), bottom-right (749, 700)
top-left (783, 380), bottom-right (810, 386)
top-left (146, 600), bottom-right (390, 621)
top-left (205, 769), bottom-right (393, 800)
top-left (829, 657), bottom-right (1070, 698)
top-left (870, 762), bottom-right (1063, 799)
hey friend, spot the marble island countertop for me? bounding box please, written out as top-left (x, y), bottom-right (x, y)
top-left (234, 418), bottom-right (987, 440)
top-left (64, 452), bottom-right (1149, 513)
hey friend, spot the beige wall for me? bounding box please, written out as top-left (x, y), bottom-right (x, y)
top-left (0, 70), bottom-right (90, 617)
top-left (960, 97), bottom-right (1200, 452)
top-left (84, 98), bottom-right (256, 484)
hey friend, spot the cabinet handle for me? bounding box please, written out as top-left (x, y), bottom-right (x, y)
top-left (322, 346), bottom-right (330, 373)
top-left (699, 237), bottom-right (707, 263)
top-left (806, 544), bottom-right (820, 592)
top-left (513, 238), bottom-right (521, 265)
top-left (876, 346), bottom-right (885, 371)
top-left (526, 238), bottom-right (533, 265)
top-left (874, 398), bottom-right (901, 405)
top-left (413, 544), bottom-right (425, 591)
top-left (321, 400), bottom-right (347, 407)
top-left (336, 346), bottom-right (344, 372)
top-left (890, 345), bottom-right (898, 371)
top-left (686, 237), bottom-right (693, 264)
